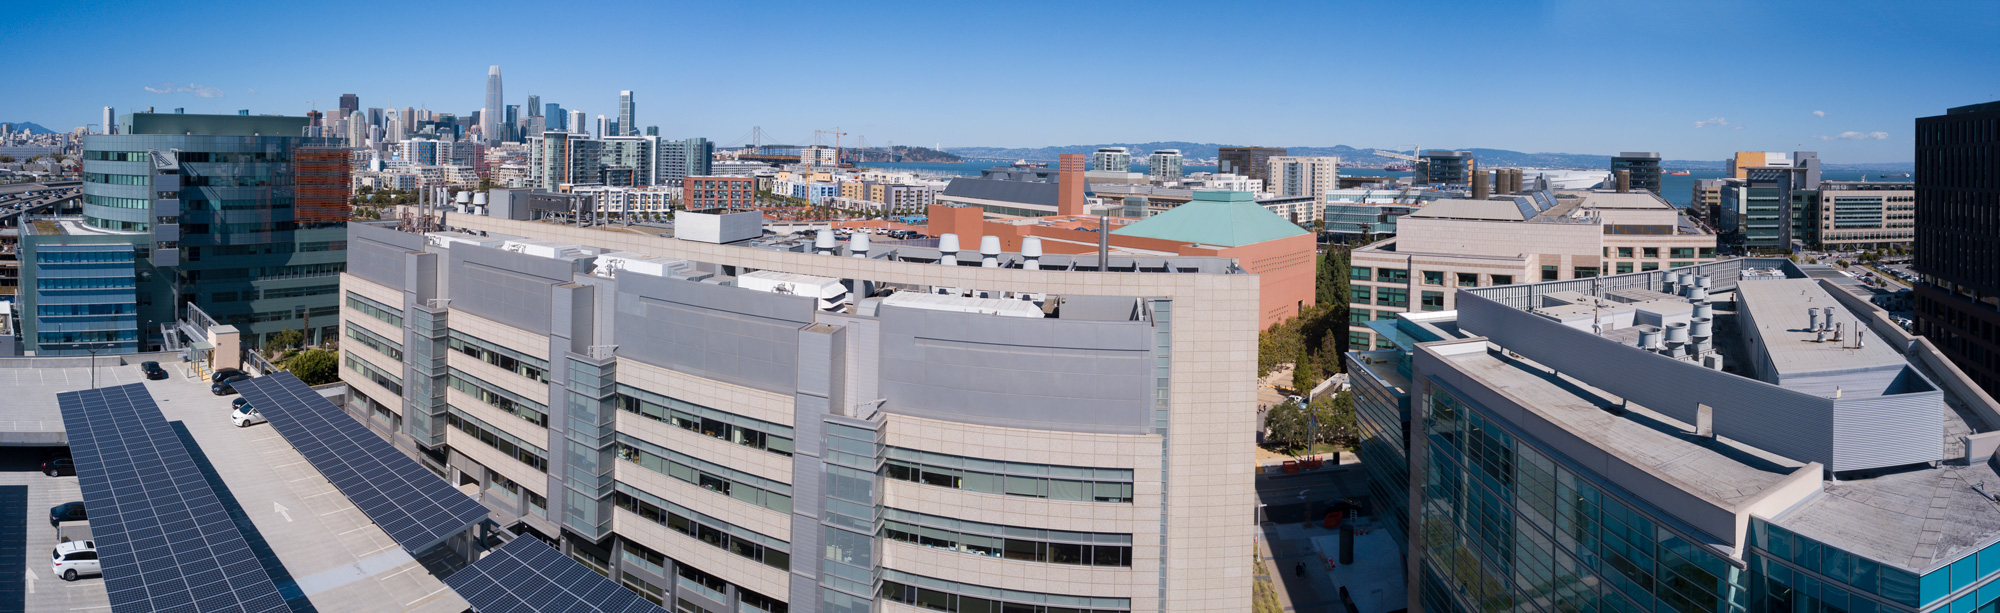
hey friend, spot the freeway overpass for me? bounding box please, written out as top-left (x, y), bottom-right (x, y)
top-left (0, 183), bottom-right (82, 227)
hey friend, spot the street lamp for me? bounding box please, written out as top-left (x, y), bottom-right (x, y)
top-left (82, 341), bottom-right (118, 389)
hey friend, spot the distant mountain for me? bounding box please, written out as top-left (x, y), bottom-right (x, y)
top-left (0, 122), bottom-right (56, 134)
top-left (942, 142), bottom-right (1912, 171)
top-left (846, 145), bottom-right (961, 163)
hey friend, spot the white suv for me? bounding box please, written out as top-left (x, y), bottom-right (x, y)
top-left (52, 541), bottom-right (99, 581)
top-left (231, 404), bottom-right (265, 428)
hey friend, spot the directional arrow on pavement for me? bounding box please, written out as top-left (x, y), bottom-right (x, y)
top-left (274, 502), bottom-right (293, 522)
top-left (26, 569), bottom-right (37, 593)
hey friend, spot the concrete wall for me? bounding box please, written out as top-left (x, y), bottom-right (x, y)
top-left (446, 243), bottom-right (577, 336)
top-left (613, 271), bottom-right (815, 396)
top-left (877, 304), bottom-right (1154, 434)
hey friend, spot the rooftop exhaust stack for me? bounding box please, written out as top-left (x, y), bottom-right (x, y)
top-left (1663, 271), bottom-right (1682, 294)
top-left (1665, 322), bottom-right (1689, 345)
top-left (815, 229), bottom-right (836, 255)
top-left (938, 233), bottom-right (960, 266)
top-left (1472, 170), bottom-right (1490, 199)
top-left (1508, 169), bottom-right (1523, 193)
top-left (1823, 307), bottom-right (1836, 330)
top-left (849, 232), bottom-right (869, 258)
top-left (1856, 326), bottom-right (1866, 349)
top-left (1692, 301), bottom-right (1713, 319)
top-left (979, 235), bottom-right (1001, 268)
top-left (1022, 237), bottom-right (1043, 271)
top-left (1616, 170), bottom-right (1632, 193)
top-left (1695, 275), bottom-right (1712, 289)
top-left (1637, 328), bottom-right (1661, 350)
top-left (1808, 308), bottom-right (1822, 332)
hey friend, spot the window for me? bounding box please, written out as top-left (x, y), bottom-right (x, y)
top-left (1616, 262), bottom-right (1634, 274)
top-left (613, 486), bottom-right (790, 571)
top-left (1422, 271), bottom-right (1445, 286)
top-left (448, 331), bottom-right (549, 383)
top-left (1618, 247), bottom-right (1634, 258)
top-left (618, 436), bottom-right (793, 514)
top-left (881, 509), bottom-right (1132, 567)
top-left (1457, 273), bottom-right (1478, 287)
top-left (1376, 287), bottom-right (1408, 308)
top-left (1491, 275), bottom-right (1513, 285)
top-left (1350, 266), bottom-right (1371, 281)
top-left (1671, 261), bottom-right (1695, 268)
top-left (885, 447), bottom-right (1133, 503)
top-left (1376, 337), bottom-right (1396, 349)
top-left (616, 386), bottom-right (794, 457)
top-left (1643, 247), bottom-right (1659, 258)
top-left (1421, 291), bottom-right (1445, 311)
top-left (1642, 262), bottom-right (1659, 271)
top-left (1671, 247), bottom-right (1695, 259)
top-left (1351, 286), bottom-right (1371, 303)
top-left (446, 408), bottom-right (548, 472)
top-left (1574, 267), bottom-right (1599, 278)
top-left (346, 292), bottom-right (403, 327)
top-left (1350, 332), bottom-right (1371, 348)
top-left (1376, 268), bottom-right (1408, 282)
top-left (1699, 247), bottom-right (1716, 258)
top-left (1541, 265), bottom-right (1559, 281)
top-left (1349, 309), bottom-right (1371, 323)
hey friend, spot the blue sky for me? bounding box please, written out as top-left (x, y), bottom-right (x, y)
top-left (4, 0), bottom-right (1995, 162)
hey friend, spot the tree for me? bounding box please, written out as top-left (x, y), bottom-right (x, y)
top-left (266, 328), bottom-right (304, 352)
top-left (1293, 344), bottom-right (1316, 394)
top-left (286, 349), bottom-right (340, 385)
top-left (0, 155), bottom-right (14, 163)
top-left (1307, 391), bottom-right (1358, 448)
top-left (1265, 400), bottom-right (1307, 452)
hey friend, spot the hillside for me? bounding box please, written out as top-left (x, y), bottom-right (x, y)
top-left (942, 142), bottom-right (1911, 171)
top-left (846, 145), bottom-right (960, 163)
top-left (0, 122), bottom-right (56, 134)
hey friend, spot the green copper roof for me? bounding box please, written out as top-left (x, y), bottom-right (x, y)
top-left (1111, 190), bottom-right (1308, 247)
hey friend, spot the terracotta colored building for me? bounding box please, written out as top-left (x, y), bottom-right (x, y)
top-left (684, 176), bottom-right (755, 210)
top-left (927, 190), bottom-right (1316, 327)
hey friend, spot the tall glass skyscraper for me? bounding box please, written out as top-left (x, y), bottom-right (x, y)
top-left (545, 103), bottom-right (564, 131)
top-left (482, 65), bottom-right (503, 142)
top-left (618, 90), bottom-right (635, 137)
top-left (29, 112), bottom-right (350, 354)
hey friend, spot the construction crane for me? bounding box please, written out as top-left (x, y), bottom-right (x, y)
top-left (305, 100), bottom-right (328, 111)
top-left (815, 128), bottom-right (848, 166)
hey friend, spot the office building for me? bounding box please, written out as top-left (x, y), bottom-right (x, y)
top-left (545, 103), bottom-right (564, 131)
top-left (1146, 149), bottom-right (1182, 180)
top-left (339, 93), bottom-right (359, 115)
top-left (527, 95), bottom-right (540, 120)
top-left (1348, 189), bottom-right (1716, 349)
top-left (1609, 151), bottom-right (1663, 195)
top-left (482, 66), bottom-right (504, 142)
top-left (657, 137), bottom-right (713, 187)
top-left (1267, 156), bottom-right (1340, 212)
top-left (25, 112), bottom-right (350, 354)
top-left (1691, 178), bottom-right (1730, 228)
top-left (1788, 181), bottom-right (1914, 251)
top-left (1092, 147), bottom-right (1131, 173)
top-left (1915, 99), bottom-right (2000, 398)
top-left (101, 106), bottom-right (114, 135)
top-left (569, 110), bottom-right (587, 135)
top-left (1350, 258), bottom-right (2000, 613)
top-left (1416, 150), bottom-right (1476, 184)
top-left (618, 91), bottom-right (636, 137)
top-left (368, 107), bottom-right (384, 130)
top-left (1719, 152), bottom-right (1820, 252)
top-left (596, 115), bottom-right (609, 139)
top-left (684, 176), bottom-right (755, 209)
top-left (1216, 146), bottom-right (1284, 187)
top-left (340, 211), bottom-right (1258, 612)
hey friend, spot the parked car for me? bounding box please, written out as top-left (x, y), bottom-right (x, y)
top-left (231, 404), bottom-right (265, 428)
top-left (42, 457), bottom-right (74, 477)
top-left (49, 501), bottom-right (86, 527)
top-left (140, 361), bottom-right (168, 380)
top-left (209, 368), bottom-right (247, 383)
top-left (51, 541), bottom-right (99, 581)
top-left (232, 397), bottom-right (251, 410)
top-left (212, 374), bottom-right (252, 396)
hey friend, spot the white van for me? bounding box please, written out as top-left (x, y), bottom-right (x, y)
top-left (231, 404), bottom-right (265, 428)
top-left (52, 541), bottom-right (99, 581)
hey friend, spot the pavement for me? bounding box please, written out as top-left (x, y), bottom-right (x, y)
top-left (3, 363), bottom-right (468, 613)
top-left (1254, 461), bottom-right (1408, 612)
top-left (3, 447), bottom-right (109, 613)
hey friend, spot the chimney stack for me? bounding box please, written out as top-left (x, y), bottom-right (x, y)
top-left (938, 233), bottom-right (960, 266)
top-left (1616, 170), bottom-right (1631, 193)
top-left (814, 228), bottom-right (836, 255)
top-left (1472, 170), bottom-right (1490, 199)
top-left (1511, 168), bottom-right (1524, 193)
top-left (979, 235), bottom-right (1001, 268)
top-left (1058, 154), bottom-right (1087, 216)
top-left (1022, 236), bottom-right (1043, 270)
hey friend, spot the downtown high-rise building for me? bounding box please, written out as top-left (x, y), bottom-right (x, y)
top-left (1915, 100), bottom-right (2000, 397)
top-left (483, 65), bottom-right (503, 142)
top-left (527, 94), bottom-right (541, 119)
top-left (339, 93), bottom-right (358, 115)
top-left (545, 103), bottom-right (565, 131)
top-left (1217, 146), bottom-right (1286, 185)
top-left (569, 110), bottom-right (587, 135)
top-left (101, 106), bottom-right (115, 134)
top-left (618, 90), bottom-right (636, 136)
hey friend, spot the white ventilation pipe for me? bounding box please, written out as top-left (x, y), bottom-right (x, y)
top-left (815, 228), bottom-right (835, 255)
top-left (979, 235), bottom-right (1001, 268)
top-left (1022, 237), bottom-right (1043, 271)
top-left (849, 232), bottom-right (870, 258)
top-left (938, 233), bottom-right (960, 266)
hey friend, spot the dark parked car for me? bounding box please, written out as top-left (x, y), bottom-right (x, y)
top-left (232, 397), bottom-right (251, 410)
top-left (50, 502), bottom-right (86, 526)
top-left (212, 374), bottom-right (252, 396)
top-left (42, 457), bottom-right (74, 477)
top-left (140, 361), bottom-right (168, 380)
top-left (210, 368), bottom-right (247, 383)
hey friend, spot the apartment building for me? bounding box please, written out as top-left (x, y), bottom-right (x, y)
top-left (1091, 147), bottom-right (1131, 173)
top-left (338, 211), bottom-right (1259, 613)
top-left (1265, 156), bottom-right (1339, 214)
top-left (1350, 259), bottom-right (2000, 613)
top-left (1348, 189), bottom-right (1716, 349)
top-left (684, 176), bottom-right (755, 210)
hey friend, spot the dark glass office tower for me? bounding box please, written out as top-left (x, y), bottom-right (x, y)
top-left (44, 112), bottom-right (350, 354)
top-left (1610, 151), bottom-right (1663, 195)
top-left (1915, 100), bottom-right (2000, 396)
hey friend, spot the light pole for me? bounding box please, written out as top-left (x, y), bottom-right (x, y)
top-left (82, 341), bottom-right (117, 389)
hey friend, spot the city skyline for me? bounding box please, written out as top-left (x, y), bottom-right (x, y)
top-left (6, 1), bottom-right (1995, 162)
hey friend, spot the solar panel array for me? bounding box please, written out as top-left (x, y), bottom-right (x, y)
top-left (56, 384), bottom-right (291, 613)
top-left (443, 537), bottom-right (666, 613)
top-left (233, 374), bottom-right (488, 554)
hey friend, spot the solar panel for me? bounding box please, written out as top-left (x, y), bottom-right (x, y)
top-left (443, 537), bottom-right (665, 613)
top-left (232, 374), bottom-right (489, 555)
top-left (56, 384), bottom-right (292, 613)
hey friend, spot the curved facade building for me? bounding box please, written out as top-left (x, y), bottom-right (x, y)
top-left (338, 214), bottom-right (1260, 612)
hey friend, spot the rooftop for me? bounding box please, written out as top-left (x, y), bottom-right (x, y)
top-left (1110, 190), bottom-right (1308, 247)
top-left (1737, 279), bottom-right (1909, 386)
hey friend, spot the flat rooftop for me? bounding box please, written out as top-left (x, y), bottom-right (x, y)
top-left (0, 360), bottom-right (155, 446)
top-left (1738, 279), bottom-right (1908, 380)
top-left (1776, 454), bottom-right (2000, 572)
top-left (1444, 346), bottom-right (1803, 510)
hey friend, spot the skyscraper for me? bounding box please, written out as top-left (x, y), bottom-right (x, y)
top-left (482, 65), bottom-right (503, 143)
top-left (1091, 147), bottom-right (1130, 172)
top-left (504, 105), bottom-right (520, 142)
top-left (617, 91), bottom-right (636, 136)
top-left (1915, 100), bottom-right (2000, 397)
top-left (526, 94), bottom-right (541, 118)
top-left (596, 115), bottom-right (608, 139)
top-left (1610, 151), bottom-right (1664, 195)
top-left (338, 93), bottom-right (358, 115)
top-left (545, 103), bottom-right (565, 131)
top-left (1218, 146), bottom-right (1286, 185)
top-left (1146, 149), bottom-right (1183, 179)
top-left (367, 107), bottom-right (384, 129)
top-left (569, 110), bottom-right (586, 135)
top-left (101, 106), bottom-right (114, 134)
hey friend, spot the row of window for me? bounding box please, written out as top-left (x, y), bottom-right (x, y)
top-left (346, 292), bottom-right (403, 326)
top-left (179, 221), bottom-right (301, 234)
top-left (84, 150), bottom-right (146, 162)
top-left (612, 485), bottom-right (790, 571)
top-left (37, 249), bottom-right (132, 263)
top-left (84, 194), bottom-right (149, 209)
top-left (445, 407), bottom-right (548, 472)
top-left (614, 386), bottom-right (794, 457)
top-left (1610, 247), bottom-right (1712, 259)
top-left (880, 575), bottom-right (1129, 613)
top-left (37, 277), bottom-right (134, 290)
top-left (446, 369), bottom-right (549, 428)
top-left (180, 174), bottom-right (291, 187)
top-left (616, 436), bottom-right (793, 514)
top-left (346, 323), bottom-right (402, 361)
top-left (38, 331), bottom-right (137, 344)
top-left (84, 172), bottom-right (149, 186)
top-left (174, 151), bottom-right (292, 163)
top-left (448, 331), bottom-right (549, 384)
top-left (882, 518), bottom-right (1132, 567)
top-left (188, 262), bottom-right (343, 280)
top-left (37, 304), bottom-right (135, 317)
top-left (204, 240), bottom-right (344, 256)
top-left (83, 217), bottom-right (148, 232)
top-left (884, 457), bottom-right (1134, 504)
top-left (344, 354), bottom-right (403, 395)
top-left (183, 198), bottom-right (292, 211)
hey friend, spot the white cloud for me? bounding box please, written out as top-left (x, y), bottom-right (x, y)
top-left (1817, 131), bottom-right (1890, 141)
top-left (1693, 116), bottom-right (1729, 128)
top-left (1813, 110), bottom-right (1827, 117)
top-left (144, 82), bottom-right (224, 98)
top-left (1732, 126), bottom-right (1745, 130)
top-left (247, 88), bottom-right (258, 95)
